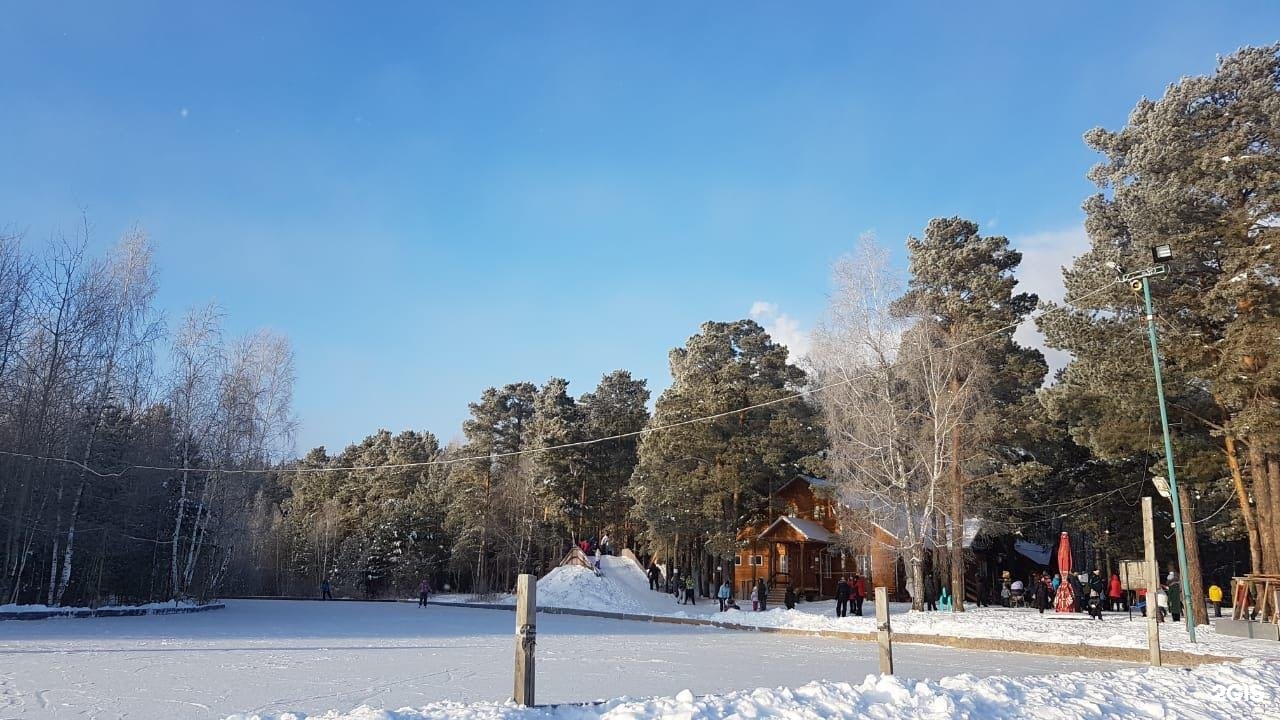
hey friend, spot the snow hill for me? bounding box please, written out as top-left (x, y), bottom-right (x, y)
top-left (534, 554), bottom-right (699, 615)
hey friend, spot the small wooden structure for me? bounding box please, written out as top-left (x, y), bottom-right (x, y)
top-left (1231, 574), bottom-right (1280, 624)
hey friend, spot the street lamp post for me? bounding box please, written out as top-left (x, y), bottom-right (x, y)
top-left (1122, 247), bottom-right (1197, 642)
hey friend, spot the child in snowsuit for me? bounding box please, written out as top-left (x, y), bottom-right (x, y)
top-left (1087, 590), bottom-right (1104, 620)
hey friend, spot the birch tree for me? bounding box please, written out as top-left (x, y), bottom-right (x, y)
top-left (812, 237), bottom-right (976, 610)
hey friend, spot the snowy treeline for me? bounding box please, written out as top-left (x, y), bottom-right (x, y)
top-left (0, 227), bottom-right (295, 606)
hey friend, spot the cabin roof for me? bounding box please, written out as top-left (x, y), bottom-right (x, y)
top-left (759, 515), bottom-right (836, 544)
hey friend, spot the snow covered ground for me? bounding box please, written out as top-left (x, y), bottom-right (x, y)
top-left (228, 659), bottom-right (1280, 719)
top-left (0, 598), bottom-right (1132, 719)
top-left (439, 556), bottom-right (1280, 660)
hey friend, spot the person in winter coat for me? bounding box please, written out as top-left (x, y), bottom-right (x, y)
top-left (1086, 590), bottom-right (1105, 619)
top-left (321, 579), bottom-right (333, 601)
top-left (1034, 575), bottom-right (1051, 614)
top-left (717, 581), bottom-right (731, 611)
top-left (784, 585), bottom-right (797, 610)
top-left (1208, 583), bottom-right (1224, 617)
top-left (599, 533), bottom-right (611, 555)
top-left (835, 577), bottom-right (851, 618)
top-left (852, 574), bottom-right (867, 616)
top-left (648, 563), bottom-right (662, 591)
top-left (923, 573), bottom-right (938, 611)
top-left (1108, 572), bottom-right (1124, 611)
top-left (683, 575), bottom-right (696, 605)
top-left (1068, 573), bottom-right (1085, 612)
top-left (756, 579), bottom-right (769, 612)
top-left (418, 578), bottom-right (433, 607)
top-left (1052, 574), bottom-right (1061, 593)
top-left (1089, 570), bottom-right (1106, 598)
top-left (1166, 580), bottom-right (1183, 623)
top-left (938, 586), bottom-right (953, 612)
top-left (750, 583), bottom-right (760, 611)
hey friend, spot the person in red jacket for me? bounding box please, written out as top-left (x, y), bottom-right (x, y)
top-left (1107, 572), bottom-right (1124, 611)
top-left (852, 574), bottom-right (867, 616)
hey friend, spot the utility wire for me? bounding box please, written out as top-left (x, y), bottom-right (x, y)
top-left (0, 277), bottom-right (1123, 479)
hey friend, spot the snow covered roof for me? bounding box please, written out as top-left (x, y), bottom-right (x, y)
top-left (776, 474), bottom-right (833, 495)
top-left (759, 515), bottom-right (836, 544)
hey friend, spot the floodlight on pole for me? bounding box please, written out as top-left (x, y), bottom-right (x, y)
top-left (1122, 246), bottom-right (1197, 642)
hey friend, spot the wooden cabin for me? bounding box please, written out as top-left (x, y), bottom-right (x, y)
top-left (734, 475), bottom-right (903, 601)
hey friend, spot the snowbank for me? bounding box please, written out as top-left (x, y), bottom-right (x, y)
top-left (0, 599), bottom-right (205, 613)
top-left (0, 599), bottom-right (221, 620)
top-left (704, 602), bottom-right (1279, 659)
top-left (227, 658), bottom-right (1280, 719)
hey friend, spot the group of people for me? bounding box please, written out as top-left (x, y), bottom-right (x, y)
top-left (577, 534), bottom-right (613, 573)
top-left (646, 562), bottom-right (788, 613)
top-left (833, 574), bottom-right (867, 617)
top-left (316, 577), bottom-right (435, 606)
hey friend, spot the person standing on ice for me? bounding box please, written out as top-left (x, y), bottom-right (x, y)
top-left (418, 578), bottom-right (433, 607)
top-left (321, 578), bottom-right (333, 600)
top-left (682, 574), bottom-right (696, 605)
top-left (717, 580), bottom-right (731, 611)
top-left (756, 579), bottom-right (768, 612)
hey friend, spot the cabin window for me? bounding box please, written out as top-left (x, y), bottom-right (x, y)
top-left (814, 503), bottom-right (826, 520)
top-left (733, 556), bottom-right (743, 566)
top-left (786, 501), bottom-right (799, 516)
top-left (750, 555), bottom-right (764, 566)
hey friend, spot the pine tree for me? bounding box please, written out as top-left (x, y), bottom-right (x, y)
top-left (894, 217), bottom-right (1045, 612)
top-left (630, 320), bottom-right (823, 592)
top-left (579, 370), bottom-right (650, 543)
top-left (1042, 44), bottom-right (1280, 584)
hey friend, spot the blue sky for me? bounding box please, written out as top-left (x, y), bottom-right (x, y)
top-left (2, 2), bottom-right (1276, 453)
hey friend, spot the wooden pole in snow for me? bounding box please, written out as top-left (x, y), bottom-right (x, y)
top-left (1142, 497), bottom-right (1162, 667)
top-left (875, 586), bottom-right (893, 675)
top-left (513, 574), bottom-right (537, 705)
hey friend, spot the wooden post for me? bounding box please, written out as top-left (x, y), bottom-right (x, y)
top-left (875, 586), bottom-right (893, 675)
top-left (1142, 497), bottom-right (1161, 667)
top-left (513, 573), bottom-right (536, 706)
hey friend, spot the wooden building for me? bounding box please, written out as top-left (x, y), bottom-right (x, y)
top-left (734, 475), bottom-right (903, 601)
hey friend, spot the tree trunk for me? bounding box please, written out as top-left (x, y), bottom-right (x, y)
top-left (171, 457), bottom-right (190, 600)
top-left (949, 378), bottom-right (965, 613)
top-left (1268, 454), bottom-right (1280, 578)
top-left (46, 481), bottom-right (64, 605)
top-left (53, 480), bottom-right (85, 606)
top-left (1223, 434), bottom-right (1262, 574)
top-left (909, 553), bottom-right (925, 611)
top-left (1178, 486), bottom-right (1207, 627)
top-left (1246, 438), bottom-right (1278, 574)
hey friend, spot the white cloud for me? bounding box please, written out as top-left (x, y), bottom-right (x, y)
top-left (1010, 226), bottom-right (1091, 379)
top-left (749, 300), bottom-right (811, 361)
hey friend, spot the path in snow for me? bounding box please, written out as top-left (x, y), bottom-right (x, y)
top-left (0, 599), bottom-right (1132, 719)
